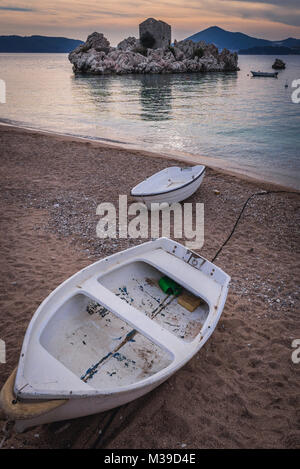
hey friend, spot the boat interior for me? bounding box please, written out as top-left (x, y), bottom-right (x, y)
top-left (40, 260), bottom-right (210, 391)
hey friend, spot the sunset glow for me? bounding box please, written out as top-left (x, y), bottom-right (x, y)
top-left (0, 0), bottom-right (299, 44)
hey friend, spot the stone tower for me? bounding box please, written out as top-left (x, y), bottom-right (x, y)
top-left (139, 18), bottom-right (171, 49)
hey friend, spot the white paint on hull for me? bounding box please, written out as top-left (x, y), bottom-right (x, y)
top-left (131, 165), bottom-right (205, 208)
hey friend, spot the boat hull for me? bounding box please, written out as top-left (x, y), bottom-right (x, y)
top-left (132, 171), bottom-right (205, 208)
top-left (11, 374), bottom-right (167, 432)
top-left (251, 71), bottom-right (278, 77)
top-left (9, 321), bottom-right (220, 432)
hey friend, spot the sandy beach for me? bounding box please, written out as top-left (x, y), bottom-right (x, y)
top-left (0, 123), bottom-right (299, 449)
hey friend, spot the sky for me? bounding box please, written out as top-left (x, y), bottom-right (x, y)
top-left (0, 0), bottom-right (300, 44)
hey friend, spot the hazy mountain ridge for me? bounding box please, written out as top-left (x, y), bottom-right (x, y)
top-left (1, 28), bottom-right (300, 54)
top-left (0, 35), bottom-right (83, 53)
top-left (239, 45), bottom-right (300, 55)
top-left (185, 26), bottom-right (300, 53)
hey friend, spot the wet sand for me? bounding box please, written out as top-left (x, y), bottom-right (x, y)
top-left (0, 124), bottom-right (299, 449)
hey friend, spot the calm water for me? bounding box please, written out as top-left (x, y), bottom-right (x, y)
top-left (0, 53), bottom-right (299, 189)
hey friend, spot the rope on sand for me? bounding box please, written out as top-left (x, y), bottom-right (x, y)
top-left (210, 190), bottom-right (300, 263)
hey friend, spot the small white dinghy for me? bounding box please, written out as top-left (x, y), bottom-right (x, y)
top-left (0, 238), bottom-right (230, 432)
top-left (251, 71), bottom-right (278, 78)
top-left (131, 165), bottom-right (205, 208)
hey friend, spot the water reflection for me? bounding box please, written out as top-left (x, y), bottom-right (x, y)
top-left (71, 74), bottom-right (113, 111)
top-left (70, 71), bottom-right (239, 124)
top-left (137, 72), bottom-right (239, 121)
top-left (138, 74), bottom-right (173, 121)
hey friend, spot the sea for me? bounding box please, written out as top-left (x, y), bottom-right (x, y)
top-left (0, 53), bottom-right (299, 189)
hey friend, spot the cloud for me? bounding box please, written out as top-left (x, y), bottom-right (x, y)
top-left (226, 0), bottom-right (299, 6)
top-left (0, 6), bottom-right (34, 11)
top-left (0, 0), bottom-right (299, 42)
top-left (220, 0), bottom-right (300, 28)
top-left (89, 10), bottom-right (136, 18)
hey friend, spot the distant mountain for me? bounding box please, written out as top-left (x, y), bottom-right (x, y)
top-left (185, 26), bottom-right (271, 51)
top-left (185, 26), bottom-right (300, 52)
top-left (239, 46), bottom-right (300, 55)
top-left (273, 38), bottom-right (300, 48)
top-left (0, 35), bottom-right (83, 53)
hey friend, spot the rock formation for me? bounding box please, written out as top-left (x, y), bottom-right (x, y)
top-left (272, 58), bottom-right (286, 70)
top-left (69, 32), bottom-right (239, 75)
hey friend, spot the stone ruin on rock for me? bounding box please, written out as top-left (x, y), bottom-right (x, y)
top-left (68, 18), bottom-right (239, 75)
top-left (139, 18), bottom-right (171, 50)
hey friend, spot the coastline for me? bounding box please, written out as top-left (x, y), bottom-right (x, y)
top-left (1, 122), bottom-right (298, 193)
top-left (0, 123), bottom-right (299, 449)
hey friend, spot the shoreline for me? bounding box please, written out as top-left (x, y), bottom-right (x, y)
top-left (0, 122), bottom-right (298, 193)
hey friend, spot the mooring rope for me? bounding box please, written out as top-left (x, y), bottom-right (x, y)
top-left (89, 407), bottom-right (122, 449)
top-left (210, 190), bottom-right (299, 263)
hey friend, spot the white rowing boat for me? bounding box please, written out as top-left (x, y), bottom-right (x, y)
top-left (251, 71), bottom-right (278, 78)
top-left (0, 238), bottom-right (230, 432)
top-left (130, 165), bottom-right (205, 208)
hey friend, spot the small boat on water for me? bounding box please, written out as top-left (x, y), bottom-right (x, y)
top-left (251, 71), bottom-right (278, 78)
top-left (0, 238), bottom-right (230, 432)
top-left (131, 165), bottom-right (205, 208)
